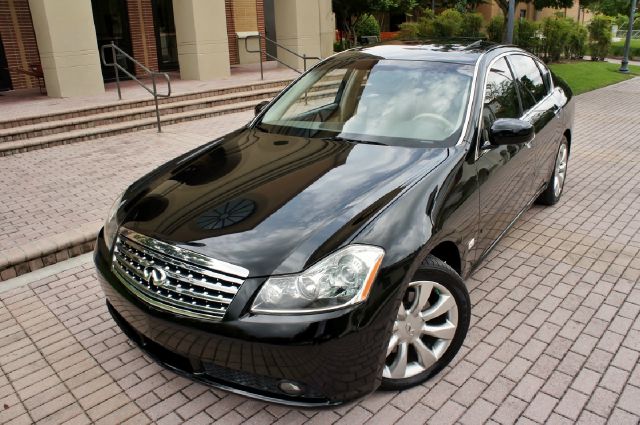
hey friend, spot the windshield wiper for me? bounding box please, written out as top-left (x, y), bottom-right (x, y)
top-left (323, 135), bottom-right (386, 146)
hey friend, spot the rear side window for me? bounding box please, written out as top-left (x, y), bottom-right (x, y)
top-left (535, 59), bottom-right (553, 92)
top-left (508, 54), bottom-right (548, 111)
top-left (483, 57), bottom-right (520, 128)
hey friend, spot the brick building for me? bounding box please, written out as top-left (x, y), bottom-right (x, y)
top-left (0, 0), bottom-right (334, 97)
top-left (475, 0), bottom-right (594, 25)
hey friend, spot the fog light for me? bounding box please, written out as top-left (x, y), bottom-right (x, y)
top-left (278, 380), bottom-right (304, 396)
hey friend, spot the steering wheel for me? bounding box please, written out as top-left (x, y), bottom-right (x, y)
top-left (412, 113), bottom-right (454, 131)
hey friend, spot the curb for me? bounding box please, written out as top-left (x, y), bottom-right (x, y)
top-left (0, 221), bottom-right (102, 282)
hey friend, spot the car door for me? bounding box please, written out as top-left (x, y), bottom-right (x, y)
top-left (507, 54), bottom-right (560, 194)
top-left (474, 56), bottom-right (538, 259)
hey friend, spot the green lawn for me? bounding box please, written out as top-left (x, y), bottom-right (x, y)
top-left (611, 39), bottom-right (640, 48)
top-left (548, 61), bottom-right (640, 95)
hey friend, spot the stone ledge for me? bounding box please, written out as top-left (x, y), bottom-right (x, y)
top-left (0, 220), bottom-right (102, 282)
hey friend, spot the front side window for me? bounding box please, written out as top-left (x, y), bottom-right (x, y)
top-left (508, 54), bottom-right (548, 111)
top-left (483, 57), bottom-right (520, 129)
top-left (258, 53), bottom-right (474, 147)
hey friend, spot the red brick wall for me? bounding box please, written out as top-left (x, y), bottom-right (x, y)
top-left (127, 0), bottom-right (158, 75)
top-left (225, 0), bottom-right (239, 65)
top-left (0, 0), bottom-right (40, 90)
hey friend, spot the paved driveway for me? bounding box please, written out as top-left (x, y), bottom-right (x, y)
top-left (1, 78), bottom-right (639, 424)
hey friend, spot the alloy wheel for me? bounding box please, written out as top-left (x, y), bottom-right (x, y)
top-left (553, 143), bottom-right (568, 198)
top-left (383, 280), bottom-right (459, 380)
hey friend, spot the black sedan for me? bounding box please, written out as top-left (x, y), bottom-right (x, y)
top-left (94, 40), bottom-right (573, 406)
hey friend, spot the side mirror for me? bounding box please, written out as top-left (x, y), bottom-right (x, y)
top-left (254, 100), bottom-right (269, 116)
top-left (489, 118), bottom-right (534, 146)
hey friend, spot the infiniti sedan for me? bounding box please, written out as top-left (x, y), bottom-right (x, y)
top-left (94, 40), bottom-right (573, 405)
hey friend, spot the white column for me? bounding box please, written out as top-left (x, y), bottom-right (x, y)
top-left (28, 0), bottom-right (104, 98)
top-left (173, 0), bottom-right (230, 80)
top-left (274, 0), bottom-right (328, 71)
top-left (318, 0), bottom-right (335, 59)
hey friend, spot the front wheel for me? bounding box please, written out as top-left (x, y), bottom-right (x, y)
top-left (537, 137), bottom-right (569, 206)
top-left (380, 255), bottom-right (470, 390)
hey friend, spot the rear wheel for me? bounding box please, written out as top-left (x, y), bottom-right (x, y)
top-left (537, 137), bottom-right (569, 206)
top-left (380, 255), bottom-right (470, 390)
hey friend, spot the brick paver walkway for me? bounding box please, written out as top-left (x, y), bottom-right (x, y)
top-left (0, 111), bottom-right (253, 256)
top-left (1, 78), bottom-right (640, 424)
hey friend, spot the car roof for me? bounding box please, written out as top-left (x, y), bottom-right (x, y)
top-left (352, 39), bottom-right (509, 64)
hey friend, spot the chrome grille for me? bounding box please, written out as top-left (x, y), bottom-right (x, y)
top-left (111, 228), bottom-right (249, 321)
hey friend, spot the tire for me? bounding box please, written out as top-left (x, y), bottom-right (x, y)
top-left (380, 255), bottom-right (471, 391)
top-left (537, 137), bottom-right (569, 206)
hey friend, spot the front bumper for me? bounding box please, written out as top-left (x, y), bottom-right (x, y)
top-left (94, 230), bottom-right (396, 405)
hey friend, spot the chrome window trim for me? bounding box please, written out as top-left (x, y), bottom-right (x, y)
top-left (474, 50), bottom-right (552, 159)
top-left (456, 50), bottom-right (487, 146)
top-left (508, 53), bottom-right (554, 111)
top-left (119, 228), bottom-right (249, 279)
top-left (475, 52), bottom-right (516, 157)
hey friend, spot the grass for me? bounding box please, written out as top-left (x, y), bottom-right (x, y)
top-left (548, 60), bottom-right (640, 95)
top-left (611, 39), bottom-right (640, 48)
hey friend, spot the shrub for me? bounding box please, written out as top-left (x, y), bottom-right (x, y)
top-left (399, 21), bottom-right (420, 38)
top-left (588, 15), bottom-right (612, 60)
top-left (610, 43), bottom-right (640, 59)
top-left (434, 9), bottom-right (463, 37)
top-left (399, 16), bottom-right (437, 38)
top-left (333, 40), bottom-right (348, 52)
top-left (486, 16), bottom-right (505, 42)
top-left (355, 14), bottom-right (381, 38)
top-left (541, 17), bottom-right (573, 62)
top-left (514, 19), bottom-right (540, 54)
top-left (461, 13), bottom-right (484, 37)
top-left (566, 22), bottom-right (588, 59)
top-left (399, 10), bottom-right (437, 39)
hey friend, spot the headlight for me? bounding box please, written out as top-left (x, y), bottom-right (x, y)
top-left (252, 245), bottom-right (384, 314)
top-left (104, 190), bottom-right (126, 250)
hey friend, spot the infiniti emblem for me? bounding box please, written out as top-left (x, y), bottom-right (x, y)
top-left (143, 266), bottom-right (168, 289)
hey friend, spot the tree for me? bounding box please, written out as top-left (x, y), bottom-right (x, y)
top-left (582, 0), bottom-right (639, 16)
top-left (332, 0), bottom-right (418, 44)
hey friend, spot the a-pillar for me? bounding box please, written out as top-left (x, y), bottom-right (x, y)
top-left (28, 0), bottom-right (105, 97)
top-left (172, 0), bottom-right (230, 80)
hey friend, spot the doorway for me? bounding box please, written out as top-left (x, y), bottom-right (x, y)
top-left (91, 0), bottom-right (134, 81)
top-left (152, 0), bottom-right (178, 71)
top-left (0, 34), bottom-right (12, 91)
top-left (264, 0), bottom-right (277, 59)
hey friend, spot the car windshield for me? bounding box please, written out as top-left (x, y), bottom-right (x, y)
top-left (257, 53), bottom-right (474, 147)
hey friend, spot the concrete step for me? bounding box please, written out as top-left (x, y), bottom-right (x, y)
top-left (0, 86), bottom-right (286, 143)
top-left (0, 85), bottom-right (340, 156)
top-left (0, 78), bottom-right (294, 130)
top-left (0, 97), bottom-right (270, 156)
top-left (0, 220), bottom-right (101, 282)
top-left (0, 81), bottom-right (340, 143)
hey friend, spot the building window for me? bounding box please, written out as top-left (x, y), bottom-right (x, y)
top-left (519, 9), bottom-right (527, 19)
top-left (152, 0), bottom-right (179, 72)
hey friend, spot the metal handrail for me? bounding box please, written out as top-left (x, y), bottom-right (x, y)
top-left (616, 30), bottom-right (640, 39)
top-left (244, 34), bottom-right (321, 80)
top-left (100, 41), bottom-right (171, 132)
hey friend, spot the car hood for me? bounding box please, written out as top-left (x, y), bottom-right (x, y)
top-left (121, 129), bottom-right (448, 277)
